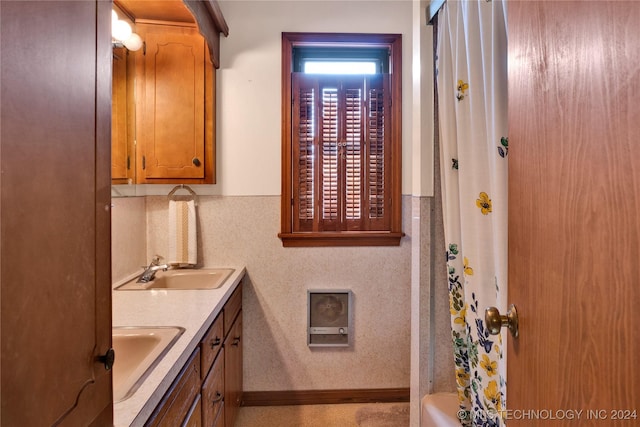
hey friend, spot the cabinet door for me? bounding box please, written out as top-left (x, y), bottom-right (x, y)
top-left (112, 46), bottom-right (135, 184)
top-left (200, 314), bottom-right (224, 380)
top-left (112, 46), bottom-right (129, 182)
top-left (0, 1), bottom-right (113, 425)
top-left (224, 312), bottom-right (243, 427)
top-left (138, 23), bottom-right (206, 181)
top-left (202, 348), bottom-right (225, 425)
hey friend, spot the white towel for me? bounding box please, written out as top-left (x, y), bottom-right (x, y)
top-left (168, 200), bottom-right (197, 266)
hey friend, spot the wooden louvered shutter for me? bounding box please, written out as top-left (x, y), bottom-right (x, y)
top-left (292, 74), bottom-right (316, 232)
top-left (291, 73), bottom-right (391, 233)
top-left (344, 79), bottom-right (363, 230)
top-left (280, 32), bottom-right (402, 247)
top-left (364, 74), bottom-right (391, 231)
top-left (320, 82), bottom-right (340, 230)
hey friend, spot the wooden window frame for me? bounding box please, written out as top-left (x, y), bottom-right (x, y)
top-left (279, 32), bottom-right (403, 247)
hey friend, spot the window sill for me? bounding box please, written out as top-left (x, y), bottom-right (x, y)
top-left (278, 232), bottom-right (404, 247)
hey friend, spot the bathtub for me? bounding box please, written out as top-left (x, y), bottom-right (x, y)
top-left (421, 393), bottom-right (460, 427)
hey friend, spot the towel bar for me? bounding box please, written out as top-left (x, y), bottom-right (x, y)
top-left (167, 184), bottom-right (198, 206)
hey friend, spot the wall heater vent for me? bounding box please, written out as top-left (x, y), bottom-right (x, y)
top-left (307, 289), bottom-right (352, 347)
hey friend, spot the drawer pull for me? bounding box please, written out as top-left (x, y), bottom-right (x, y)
top-left (210, 337), bottom-right (221, 349)
top-left (212, 392), bottom-right (223, 404)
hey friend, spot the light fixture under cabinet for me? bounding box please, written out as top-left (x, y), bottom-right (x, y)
top-left (112, 9), bottom-right (143, 51)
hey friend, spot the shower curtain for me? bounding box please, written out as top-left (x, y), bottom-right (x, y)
top-left (436, 1), bottom-right (508, 426)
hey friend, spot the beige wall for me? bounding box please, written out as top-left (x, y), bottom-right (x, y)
top-left (215, 0), bottom-right (414, 196)
top-left (145, 195), bottom-right (413, 390)
top-left (110, 194), bottom-right (455, 394)
top-left (111, 197), bottom-right (147, 283)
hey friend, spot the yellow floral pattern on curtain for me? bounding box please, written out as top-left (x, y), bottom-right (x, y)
top-left (437, 1), bottom-right (509, 426)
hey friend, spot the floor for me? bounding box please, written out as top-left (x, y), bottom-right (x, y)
top-left (235, 402), bottom-right (410, 427)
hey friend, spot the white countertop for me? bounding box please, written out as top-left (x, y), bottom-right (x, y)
top-left (112, 266), bottom-right (246, 427)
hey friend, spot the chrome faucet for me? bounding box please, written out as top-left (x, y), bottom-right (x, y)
top-left (137, 255), bottom-right (170, 283)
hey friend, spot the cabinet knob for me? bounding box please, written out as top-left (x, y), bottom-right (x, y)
top-left (98, 348), bottom-right (115, 371)
top-left (212, 392), bottom-right (223, 404)
top-left (232, 336), bottom-right (241, 346)
top-left (192, 157), bottom-right (201, 167)
top-left (210, 337), bottom-right (221, 349)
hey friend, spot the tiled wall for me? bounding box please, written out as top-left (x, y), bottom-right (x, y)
top-left (111, 196), bottom-right (147, 284)
top-left (110, 194), bottom-right (456, 393)
top-left (145, 195), bottom-right (413, 391)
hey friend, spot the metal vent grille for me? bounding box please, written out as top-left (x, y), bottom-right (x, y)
top-left (308, 290), bottom-right (352, 347)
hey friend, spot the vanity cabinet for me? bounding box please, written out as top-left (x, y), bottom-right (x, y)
top-left (222, 285), bottom-right (243, 427)
top-left (146, 349), bottom-right (202, 427)
top-left (183, 394), bottom-right (203, 427)
top-left (146, 282), bottom-right (242, 427)
top-left (135, 21), bottom-right (215, 184)
top-left (224, 311), bottom-right (243, 427)
top-left (201, 312), bottom-right (225, 426)
top-left (202, 347), bottom-right (225, 426)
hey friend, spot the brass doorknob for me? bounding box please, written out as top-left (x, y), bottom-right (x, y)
top-left (485, 304), bottom-right (519, 338)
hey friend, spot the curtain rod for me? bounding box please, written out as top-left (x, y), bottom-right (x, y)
top-left (428, 0), bottom-right (446, 25)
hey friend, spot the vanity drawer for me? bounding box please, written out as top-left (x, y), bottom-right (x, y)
top-left (182, 393), bottom-right (202, 427)
top-left (223, 284), bottom-right (242, 336)
top-left (146, 348), bottom-right (201, 427)
top-left (200, 313), bottom-right (223, 379)
top-left (212, 405), bottom-right (225, 427)
top-left (202, 348), bottom-right (225, 426)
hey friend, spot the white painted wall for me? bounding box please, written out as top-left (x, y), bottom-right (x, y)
top-left (412, 0), bottom-right (435, 197)
top-left (216, 0), bottom-right (414, 196)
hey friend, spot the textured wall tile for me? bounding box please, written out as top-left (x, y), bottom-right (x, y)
top-left (145, 195), bottom-right (412, 391)
top-left (114, 194), bottom-right (455, 394)
top-left (111, 197), bottom-right (147, 284)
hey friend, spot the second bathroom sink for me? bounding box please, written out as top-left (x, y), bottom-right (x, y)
top-left (116, 268), bottom-right (234, 291)
top-left (112, 326), bottom-right (184, 402)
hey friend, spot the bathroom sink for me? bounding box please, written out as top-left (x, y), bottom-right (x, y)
top-left (116, 268), bottom-right (234, 291)
top-left (112, 326), bottom-right (184, 403)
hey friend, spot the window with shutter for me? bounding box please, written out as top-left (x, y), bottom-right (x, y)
top-left (280, 33), bottom-right (403, 247)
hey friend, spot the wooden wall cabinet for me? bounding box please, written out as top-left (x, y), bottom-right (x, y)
top-left (112, 46), bottom-right (136, 184)
top-left (112, 0), bottom-right (228, 185)
top-left (146, 283), bottom-right (242, 427)
top-left (134, 22), bottom-right (215, 184)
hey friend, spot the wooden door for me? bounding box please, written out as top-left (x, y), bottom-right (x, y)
top-left (0, 1), bottom-right (113, 425)
top-left (507, 2), bottom-right (640, 425)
